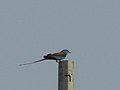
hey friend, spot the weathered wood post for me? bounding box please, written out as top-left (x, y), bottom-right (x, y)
top-left (58, 60), bottom-right (74, 90)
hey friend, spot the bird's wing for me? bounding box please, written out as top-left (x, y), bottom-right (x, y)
top-left (19, 59), bottom-right (46, 66)
top-left (47, 52), bottom-right (64, 57)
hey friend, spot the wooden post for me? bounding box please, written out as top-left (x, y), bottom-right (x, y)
top-left (58, 60), bottom-right (74, 90)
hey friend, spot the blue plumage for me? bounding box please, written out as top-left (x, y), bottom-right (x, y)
top-left (19, 49), bottom-right (71, 66)
top-left (44, 49), bottom-right (71, 60)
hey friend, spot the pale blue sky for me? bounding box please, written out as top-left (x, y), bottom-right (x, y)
top-left (0, 0), bottom-right (120, 90)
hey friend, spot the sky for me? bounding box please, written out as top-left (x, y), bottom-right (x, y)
top-left (0, 0), bottom-right (120, 90)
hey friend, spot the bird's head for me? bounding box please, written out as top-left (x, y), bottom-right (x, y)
top-left (61, 49), bottom-right (71, 54)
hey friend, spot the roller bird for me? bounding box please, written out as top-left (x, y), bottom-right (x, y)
top-left (19, 49), bottom-right (71, 66)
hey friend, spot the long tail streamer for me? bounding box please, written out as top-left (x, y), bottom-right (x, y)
top-left (19, 59), bottom-right (47, 66)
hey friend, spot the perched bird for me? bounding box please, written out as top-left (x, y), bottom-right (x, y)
top-left (19, 49), bottom-right (71, 66)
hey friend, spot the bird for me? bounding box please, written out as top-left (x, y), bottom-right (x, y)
top-left (19, 49), bottom-right (71, 66)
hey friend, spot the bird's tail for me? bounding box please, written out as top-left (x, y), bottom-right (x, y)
top-left (19, 59), bottom-right (47, 66)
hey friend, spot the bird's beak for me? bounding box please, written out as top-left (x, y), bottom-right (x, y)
top-left (69, 51), bottom-right (71, 54)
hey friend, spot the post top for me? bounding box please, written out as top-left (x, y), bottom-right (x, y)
top-left (59, 60), bottom-right (74, 64)
top-left (60, 60), bottom-right (74, 62)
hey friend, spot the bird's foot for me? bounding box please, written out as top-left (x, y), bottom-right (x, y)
top-left (56, 60), bottom-right (60, 63)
